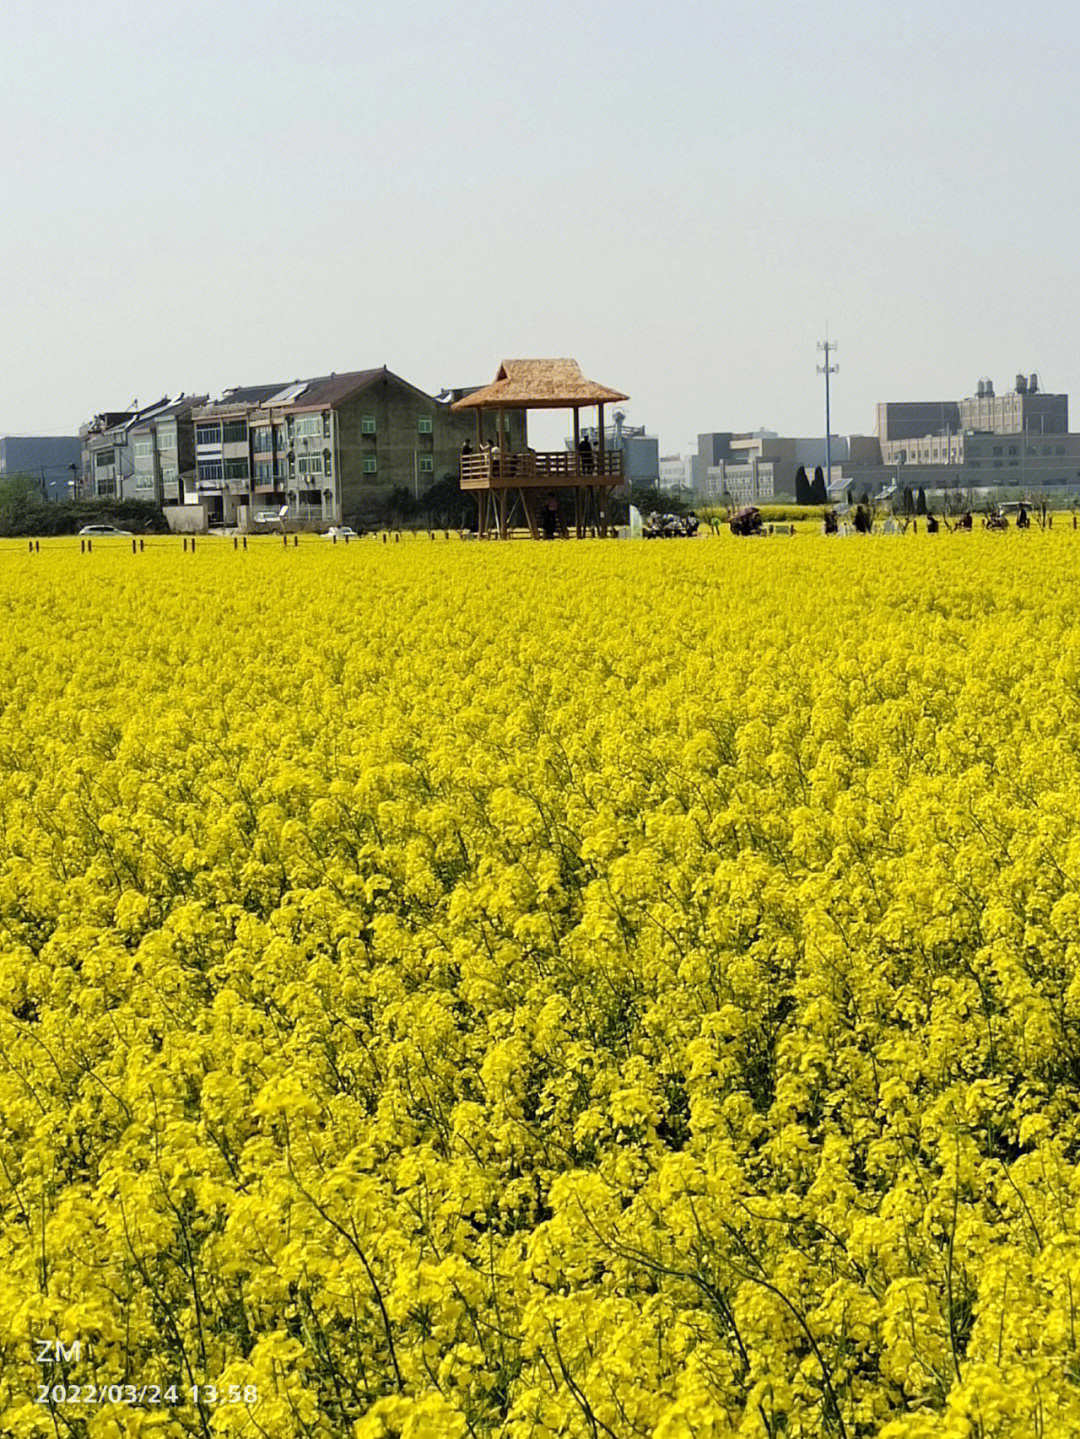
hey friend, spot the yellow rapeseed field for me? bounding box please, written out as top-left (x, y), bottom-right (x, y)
top-left (1, 529), bottom-right (1079, 1438)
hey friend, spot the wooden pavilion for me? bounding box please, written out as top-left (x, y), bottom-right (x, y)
top-left (451, 359), bottom-right (629, 539)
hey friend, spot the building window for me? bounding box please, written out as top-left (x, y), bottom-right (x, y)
top-left (157, 428), bottom-right (176, 450)
top-left (134, 473), bottom-right (154, 491)
top-left (274, 425), bottom-right (287, 451)
top-left (361, 416), bottom-right (376, 435)
top-left (196, 424), bottom-right (222, 446)
top-left (992, 446), bottom-right (1002, 456)
top-left (294, 416), bottom-right (323, 438)
top-left (198, 460), bottom-right (224, 484)
top-left (274, 460), bottom-right (288, 481)
top-left (222, 421), bottom-right (247, 444)
top-left (133, 439), bottom-right (153, 459)
top-left (255, 461), bottom-right (273, 483)
top-left (417, 416), bottom-right (433, 434)
top-left (298, 455), bottom-right (323, 475)
top-left (162, 466), bottom-right (178, 485)
top-left (224, 458), bottom-right (249, 480)
top-left (95, 449), bottom-right (115, 468)
top-left (419, 455), bottom-right (433, 473)
top-left (362, 456), bottom-right (377, 474)
top-left (252, 428), bottom-right (273, 453)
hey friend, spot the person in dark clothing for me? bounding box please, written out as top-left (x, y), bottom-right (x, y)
top-left (577, 434), bottom-right (594, 474)
top-left (542, 492), bottom-right (559, 539)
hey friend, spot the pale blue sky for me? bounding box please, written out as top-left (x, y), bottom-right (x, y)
top-left (3, 0), bottom-right (1079, 454)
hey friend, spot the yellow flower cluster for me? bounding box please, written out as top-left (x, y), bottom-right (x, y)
top-left (0, 531), bottom-right (1079, 1437)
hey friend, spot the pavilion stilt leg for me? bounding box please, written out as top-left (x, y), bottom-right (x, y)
top-left (522, 489), bottom-right (539, 540)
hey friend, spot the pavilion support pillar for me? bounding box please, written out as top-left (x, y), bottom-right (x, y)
top-left (574, 485), bottom-right (582, 539)
top-left (573, 408), bottom-right (581, 482)
top-left (521, 488), bottom-right (539, 540)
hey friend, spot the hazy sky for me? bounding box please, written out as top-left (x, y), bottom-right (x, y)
top-left (3, 0), bottom-right (1079, 455)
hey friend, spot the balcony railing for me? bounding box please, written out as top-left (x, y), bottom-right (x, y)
top-left (460, 449), bottom-right (623, 490)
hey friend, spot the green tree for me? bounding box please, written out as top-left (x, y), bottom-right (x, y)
top-left (795, 466), bottom-right (811, 505)
top-left (809, 467), bottom-right (828, 505)
top-left (420, 473), bottom-right (469, 529)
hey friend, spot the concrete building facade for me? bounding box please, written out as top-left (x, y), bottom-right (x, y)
top-left (874, 374), bottom-right (1080, 496)
top-left (658, 455), bottom-right (693, 494)
top-left (80, 397), bottom-right (205, 503)
top-left (189, 369), bottom-right (521, 529)
top-left (705, 434), bottom-right (882, 505)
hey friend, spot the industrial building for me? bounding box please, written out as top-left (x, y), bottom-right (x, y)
top-left (0, 435), bottom-right (82, 501)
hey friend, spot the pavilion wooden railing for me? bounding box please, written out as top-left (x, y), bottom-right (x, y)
top-left (460, 450), bottom-right (623, 490)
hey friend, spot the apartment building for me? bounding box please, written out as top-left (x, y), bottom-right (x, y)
top-left (80, 396), bottom-right (205, 503)
top-left (189, 368), bottom-right (520, 528)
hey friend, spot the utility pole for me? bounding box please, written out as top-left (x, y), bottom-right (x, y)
top-left (818, 337), bottom-right (838, 499)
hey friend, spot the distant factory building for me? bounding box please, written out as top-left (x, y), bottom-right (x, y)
top-left (0, 435), bottom-right (82, 501)
top-left (570, 411), bottom-right (659, 487)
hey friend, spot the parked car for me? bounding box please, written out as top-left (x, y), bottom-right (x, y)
top-left (322, 526), bottom-right (358, 540)
top-left (78, 524), bottom-right (134, 537)
top-left (253, 510), bottom-right (285, 524)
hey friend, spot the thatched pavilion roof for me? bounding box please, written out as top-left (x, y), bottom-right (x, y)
top-left (450, 360), bottom-right (628, 411)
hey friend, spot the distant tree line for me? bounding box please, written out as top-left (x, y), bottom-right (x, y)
top-left (0, 475), bottom-right (170, 537)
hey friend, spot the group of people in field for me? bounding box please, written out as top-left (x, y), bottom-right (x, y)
top-left (644, 511), bottom-right (700, 539)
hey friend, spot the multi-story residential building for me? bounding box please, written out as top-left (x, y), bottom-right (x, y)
top-left (81, 411), bottom-right (139, 499)
top-left (127, 396), bottom-right (207, 504)
top-left (80, 396), bottom-right (205, 503)
top-left (189, 368), bottom-right (520, 529)
top-left (188, 384), bottom-right (289, 524)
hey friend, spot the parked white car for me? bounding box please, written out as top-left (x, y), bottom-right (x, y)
top-left (253, 510), bottom-right (284, 524)
top-left (322, 526), bottom-right (358, 540)
top-left (78, 524), bottom-right (134, 537)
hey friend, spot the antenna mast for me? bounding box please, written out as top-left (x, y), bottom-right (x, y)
top-left (817, 337), bottom-right (838, 498)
